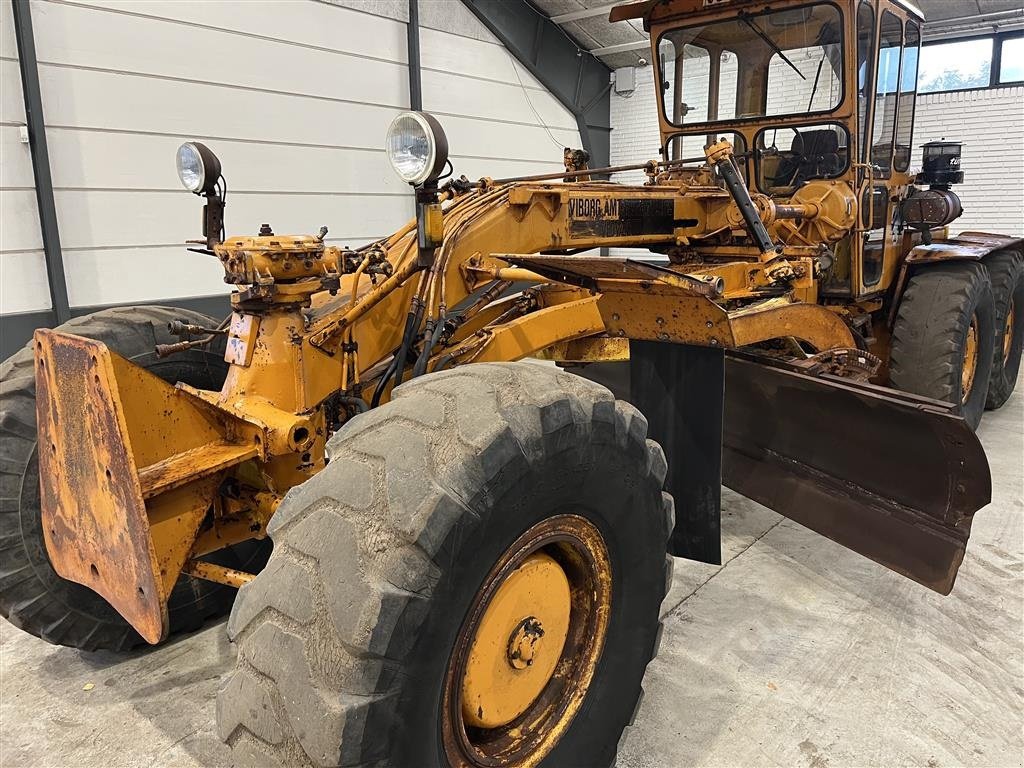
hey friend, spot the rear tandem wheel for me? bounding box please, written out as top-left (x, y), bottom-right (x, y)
top-left (217, 362), bottom-right (674, 767)
top-left (984, 249), bottom-right (1024, 409)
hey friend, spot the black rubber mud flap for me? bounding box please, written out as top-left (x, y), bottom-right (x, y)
top-left (630, 340), bottom-right (723, 565)
top-left (579, 350), bottom-right (991, 595)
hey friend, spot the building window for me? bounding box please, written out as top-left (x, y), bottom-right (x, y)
top-left (998, 35), bottom-right (1024, 84)
top-left (918, 37), bottom-right (991, 93)
top-left (917, 33), bottom-right (1022, 93)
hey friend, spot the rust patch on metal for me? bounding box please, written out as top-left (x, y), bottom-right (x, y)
top-left (729, 301), bottom-right (857, 351)
top-left (33, 329), bottom-right (261, 643)
top-left (34, 329), bottom-right (167, 643)
top-left (183, 559), bottom-right (255, 589)
top-left (907, 231), bottom-right (1024, 264)
top-left (722, 352), bottom-right (991, 594)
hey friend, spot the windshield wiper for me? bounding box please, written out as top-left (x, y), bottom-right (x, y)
top-left (739, 13), bottom-right (806, 81)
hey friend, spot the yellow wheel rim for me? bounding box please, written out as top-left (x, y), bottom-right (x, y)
top-left (962, 314), bottom-right (979, 402)
top-left (443, 514), bottom-right (612, 767)
top-left (461, 552), bottom-right (571, 729)
top-left (1004, 298), bottom-right (1016, 360)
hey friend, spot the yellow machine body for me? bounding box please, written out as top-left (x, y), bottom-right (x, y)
top-left (32, 0), bottom-right (1006, 642)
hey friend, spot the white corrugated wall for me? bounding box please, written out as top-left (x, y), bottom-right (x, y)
top-left (0, 0), bottom-right (580, 329)
top-left (0, 2), bottom-right (49, 316)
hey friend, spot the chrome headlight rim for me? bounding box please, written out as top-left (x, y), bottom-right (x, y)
top-left (386, 111), bottom-right (449, 186)
top-left (176, 141), bottom-right (222, 195)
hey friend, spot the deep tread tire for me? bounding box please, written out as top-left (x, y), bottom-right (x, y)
top-left (984, 249), bottom-right (1024, 410)
top-left (890, 262), bottom-right (995, 429)
top-left (0, 306), bottom-right (268, 651)
top-left (218, 362), bottom-right (673, 767)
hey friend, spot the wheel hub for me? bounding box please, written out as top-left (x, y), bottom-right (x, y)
top-left (507, 617), bottom-right (545, 669)
top-left (443, 514), bottom-right (612, 767)
top-left (460, 553), bottom-right (571, 729)
top-left (962, 313), bottom-right (979, 402)
top-left (1004, 299), bottom-right (1016, 360)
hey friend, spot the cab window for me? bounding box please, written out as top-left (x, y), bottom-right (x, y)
top-left (894, 21), bottom-right (921, 172)
top-left (755, 124), bottom-right (849, 194)
top-left (870, 11), bottom-right (903, 178)
top-left (665, 131), bottom-right (749, 181)
top-left (657, 3), bottom-right (844, 126)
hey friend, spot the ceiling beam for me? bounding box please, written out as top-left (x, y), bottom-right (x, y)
top-left (461, 0), bottom-right (613, 167)
top-left (550, 3), bottom-right (621, 24)
top-left (591, 39), bottom-right (648, 56)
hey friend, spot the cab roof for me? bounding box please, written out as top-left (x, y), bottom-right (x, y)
top-left (609, 0), bottom-right (925, 28)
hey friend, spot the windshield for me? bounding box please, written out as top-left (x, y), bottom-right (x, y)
top-left (657, 3), bottom-right (844, 126)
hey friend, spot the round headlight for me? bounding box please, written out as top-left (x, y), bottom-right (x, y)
top-left (385, 111), bottom-right (449, 186)
top-left (176, 142), bottom-right (221, 194)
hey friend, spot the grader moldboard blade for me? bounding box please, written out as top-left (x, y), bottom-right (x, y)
top-left (722, 352), bottom-right (990, 594)
top-left (583, 348), bottom-right (991, 595)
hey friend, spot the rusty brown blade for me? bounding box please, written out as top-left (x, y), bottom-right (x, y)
top-left (723, 351), bottom-right (991, 595)
top-left (578, 351), bottom-right (991, 594)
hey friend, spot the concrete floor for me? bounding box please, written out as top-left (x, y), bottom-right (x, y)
top-left (1, 384), bottom-right (1021, 767)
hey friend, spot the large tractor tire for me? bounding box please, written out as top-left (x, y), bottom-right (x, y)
top-left (984, 249), bottom-right (1024, 410)
top-left (218, 362), bottom-right (673, 767)
top-left (890, 262), bottom-right (995, 429)
top-left (0, 306), bottom-right (269, 651)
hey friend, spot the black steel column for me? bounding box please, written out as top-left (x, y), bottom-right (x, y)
top-left (630, 341), bottom-right (723, 565)
top-left (12, 0), bottom-right (70, 324)
top-left (407, 0), bottom-right (422, 110)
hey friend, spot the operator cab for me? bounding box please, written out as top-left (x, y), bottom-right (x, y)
top-left (654, 2), bottom-right (847, 194)
top-left (613, 0), bottom-right (927, 298)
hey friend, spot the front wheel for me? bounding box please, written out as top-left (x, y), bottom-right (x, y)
top-left (217, 362), bottom-right (673, 767)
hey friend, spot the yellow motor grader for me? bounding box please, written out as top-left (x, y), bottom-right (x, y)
top-left (1, 0), bottom-right (1021, 765)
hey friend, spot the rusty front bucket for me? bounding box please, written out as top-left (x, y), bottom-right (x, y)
top-left (33, 329), bottom-right (256, 643)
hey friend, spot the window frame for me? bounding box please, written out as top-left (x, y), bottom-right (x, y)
top-left (653, 1), bottom-right (847, 130)
top-left (995, 32), bottom-right (1024, 86)
top-left (662, 130), bottom-right (749, 165)
top-left (752, 121), bottom-right (852, 194)
top-left (917, 30), bottom-right (1024, 95)
top-left (856, 0), bottom-right (876, 164)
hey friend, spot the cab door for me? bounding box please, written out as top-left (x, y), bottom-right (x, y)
top-left (856, 3), bottom-right (921, 296)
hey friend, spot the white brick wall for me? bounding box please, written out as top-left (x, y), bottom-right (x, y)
top-left (913, 86), bottom-right (1024, 236)
top-left (610, 65), bottom-right (662, 186)
top-left (610, 68), bottom-right (1024, 236)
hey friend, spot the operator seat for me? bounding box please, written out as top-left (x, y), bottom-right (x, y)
top-left (763, 129), bottom-right (846, 191)
top-left (790, 129), bottom-right (845, 183)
